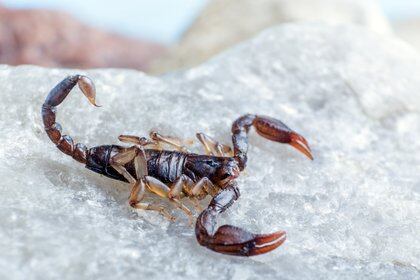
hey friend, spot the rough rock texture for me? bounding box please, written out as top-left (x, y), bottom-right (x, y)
top-left (0, 23), bottom-right (419, 279)
top-left (394, 19), bottom-right (420, 52)
top-left (0, 5), bottom-right (164, 70)
top-left (150, 0), bottom-right (392, 73)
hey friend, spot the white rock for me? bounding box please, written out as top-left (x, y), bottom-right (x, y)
top-left (0, 23), bottom-right (419, 279)
top-left (394, 19), bottom-right (420, 52)
top-left (151, 0), bottom-right (392, 73)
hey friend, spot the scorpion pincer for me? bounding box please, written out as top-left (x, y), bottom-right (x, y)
top-left (41, 75), bottom-right (313, 256)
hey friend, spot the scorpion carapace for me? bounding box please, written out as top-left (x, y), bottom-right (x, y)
top-left (42, 75), bottom-right (313, 257)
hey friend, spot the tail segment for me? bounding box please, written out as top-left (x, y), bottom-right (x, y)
top-left (42, 75), bottom-right (98, 164)
top-left (231, 114), bottom-right (313, 170)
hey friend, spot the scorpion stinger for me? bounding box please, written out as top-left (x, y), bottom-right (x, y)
top-left (42, 75), bottom-right (313, 257)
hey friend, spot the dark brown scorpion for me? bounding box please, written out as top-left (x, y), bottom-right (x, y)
top-left (41, 75), bottom-right (313, 256)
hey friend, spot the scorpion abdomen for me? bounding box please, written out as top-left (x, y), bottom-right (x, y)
top-left (85, 146), bottom-right (188, 184)
top-left (145, 150), bottom-right (187, 183)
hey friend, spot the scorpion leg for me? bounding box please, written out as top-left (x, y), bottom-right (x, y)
top-left (232, 114), bottom-right (313, 170)
top-left (191, 177), bottom-right (218, 197)
top-left (118, 135), bottom-right (159, 149)
top-left (169, 175), bottom-right (204, 212)
top-left (145, 176), bottom-right (194, 225)
top-left (196, 182), bottom-right (286, 256)
top-left (111, 164), bottom-right (136, 184)
top-left (196, 133), bottom-right (232, 157)
top-left (109, 146), bottom-right (142, 183)
top-left (129, 179), bottom-right (175, 221)
top-left (110, 146), bottom-right (148, 176)
top-left (150, 131), bottom-right (192, 152)
top-left (168, 175), bottom-right (188, 200)
top-left (111, 147), bottom-right (176, 221)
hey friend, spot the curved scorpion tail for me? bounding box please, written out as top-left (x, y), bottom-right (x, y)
top-left (41, 75), bottom-right (99, 164)
top-left (195, 183), bottom-right (286, 256)
top-left (231, 114), bottom-right (313, 170)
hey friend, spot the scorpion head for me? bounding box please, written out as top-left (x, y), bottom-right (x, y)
top-left (215, 157), bottom-right (240, 187)
top-left (185, 155), bottom-right (240, 187)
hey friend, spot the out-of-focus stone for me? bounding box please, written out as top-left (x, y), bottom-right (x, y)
top-left (0, 5), bottom-right (164, 70)
top-left (151, 0), bottom-right (391, 73)
top-left (0, 23), bottom-right (419, 279)
top-left (394, 19), bottom-right (420, 52)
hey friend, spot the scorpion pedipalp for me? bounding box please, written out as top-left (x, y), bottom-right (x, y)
top-left (199, 224), bottom-right (286, 256)
top-left (288, 132), bottom-right (313, 160)
top-left (232, 114), bottom-right (313, 170)
top-left (253, 115), bottom-right (313, 160)
top-left (196, 182), bottom-right (286, 256)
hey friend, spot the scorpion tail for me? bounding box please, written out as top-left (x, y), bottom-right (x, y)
top-left (196, 183), bottom-right (286, 256)
top-left (41, 75), bottom-right (99, 164)
top-left (232, 114), bottom-right (313, 170)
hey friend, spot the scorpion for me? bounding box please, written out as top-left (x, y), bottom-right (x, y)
top-left (41, 75), bottom-right (313, 256)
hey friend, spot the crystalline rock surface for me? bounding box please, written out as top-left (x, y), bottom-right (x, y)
top-left (0, 24), bottom-right (419, 279)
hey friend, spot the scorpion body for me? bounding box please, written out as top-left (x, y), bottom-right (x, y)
top-left (42, 75), bottom-right (313, 256)
top-left (86, 145), bottom-right (238, 188)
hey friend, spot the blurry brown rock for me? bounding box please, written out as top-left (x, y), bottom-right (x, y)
top-left (0, 5), bottom-right (164, 70)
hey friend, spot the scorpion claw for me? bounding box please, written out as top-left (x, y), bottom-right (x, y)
top-left (289, 132), bottom-right (313, 160)
top-left (198, 224), bottom-right (286, 256)
top-left (196, 184), bottom-right (286, 256)
top-left (253, 115), bottom-right (313, 160)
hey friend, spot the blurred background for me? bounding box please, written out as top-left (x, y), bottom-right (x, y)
top-left (1, 0), bottom-right (420, 73)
